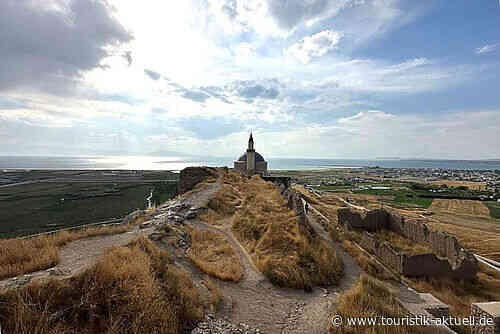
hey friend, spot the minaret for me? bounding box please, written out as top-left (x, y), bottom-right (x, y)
top-left (246, 132), bottom-right (255, 175)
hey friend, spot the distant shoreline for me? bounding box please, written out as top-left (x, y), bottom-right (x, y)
top-left (1, 156), bottom-right (500, 171)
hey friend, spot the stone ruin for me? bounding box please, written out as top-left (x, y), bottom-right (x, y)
top-left (471, 302), bottom-right (500, 334)
top-left (337, 207), bottom-right (479, 280)
top-left (178, 166), bottom-right (218, 194)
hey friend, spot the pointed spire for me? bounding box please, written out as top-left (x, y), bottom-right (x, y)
top-left (248, 131), bottom-right (254, 150)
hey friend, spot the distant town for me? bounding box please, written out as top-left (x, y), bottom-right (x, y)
top-left (277, 167), bottom-right (500, 203)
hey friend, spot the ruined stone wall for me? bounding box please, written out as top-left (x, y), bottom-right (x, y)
top-left (178, 167), bottom-right (217, 194)
top-left (283, 188), bottom-right (306, 224)
top-left (360, 232), bottom-right (404, 274)
top-left (386, 210), bottom-right (477, 274)
top-left (339, 207), bottom-right (478, 279)
top-left (337, 207), bottom-right (388, 232)
top-left (281, 187), bottom-right (318, 238)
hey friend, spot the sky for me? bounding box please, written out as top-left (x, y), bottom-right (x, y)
top-left (1, 0), bottom-right (500, 160)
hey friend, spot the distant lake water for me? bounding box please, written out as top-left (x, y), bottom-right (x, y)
top-left (1, 156), bottom-right (500, 171)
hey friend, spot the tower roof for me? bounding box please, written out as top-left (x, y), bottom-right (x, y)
top-left (237, 151), bottom-right (265, 162)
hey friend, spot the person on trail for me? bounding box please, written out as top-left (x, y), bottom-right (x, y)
top-left (305, 202), bottom-right (309, 214)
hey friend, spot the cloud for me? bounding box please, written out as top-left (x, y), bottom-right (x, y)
top-left (475, 43), bottom-right (499, 54)
top-left (0, 0), bottom-right (132, 93)
top-left (285, 30), bottom-right (343, 63)
top-left (144, 69), bottom-right (162, 80)
top-left (266, 0), bottom-right (350, 30)
top-left (232, 82), bottom-right (280, 100)
top-left (238, 110), bottom-right (500, 159)
top-left (179, 91), bottom-right (212, 103)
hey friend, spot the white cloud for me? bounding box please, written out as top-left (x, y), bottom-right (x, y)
top-left (475, 43), bottom-right (499, 54)
top-left (285, 30), bottom-right (343, 64)
top-left (239, 110), bottom-right (500, 159)
top-left (233, 43), bottom-right (257, 57)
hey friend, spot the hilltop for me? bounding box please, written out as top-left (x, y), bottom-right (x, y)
top-left (0, 167), bottom-right (499, 333)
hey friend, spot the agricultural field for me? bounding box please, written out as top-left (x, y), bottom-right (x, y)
top-left (485, 201), bottom-right (500, 219)
top-left (0, 170), bottom-right (178, 238)
top-left (353, 189), bottom-right (433, 209)
top-left (424, 180), bottom-right (487, 191)
top-left (429, 199), bottom-right (491, 217)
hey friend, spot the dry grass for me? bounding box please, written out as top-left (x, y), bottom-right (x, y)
top-left (294, 186), bottom-right (344, 223)
top-left (0, 212), bottom-right (150, 280)
top-left (228, 172), bottom-right (343, 290)
top-left (407, 263), bottom-right (500, 333)
top-left (335, 192), bottom-right (387, 210)
top-left (329, 275), bottom-right (427, 334)
top-left (374, 230), bottom-right (431, 256)
top-left (187, 227), bottom-right (244, 282)
top-left (200, 183), bottom-right (241, 225)
top-left (429, 199), bottom-right (491, 217)
top-left (0, 236), bottom-right (208, 334)
top-left (426, 180), bottom-right (486, 191)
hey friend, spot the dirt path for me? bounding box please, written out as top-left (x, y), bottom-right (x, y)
top-left (0, 226), bottom-right (155, 291)
top-left (188, 192), bottom-right (362, 334)
top-left (196, 217), bottom-right (339, 334)
top-left (0, 172), bottom-right (362, 333)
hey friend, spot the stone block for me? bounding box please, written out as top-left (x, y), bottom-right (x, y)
top-left (471, 302), bottom-right (500, 334)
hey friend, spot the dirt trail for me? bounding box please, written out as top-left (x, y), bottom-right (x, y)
top-left (185, 179), bottom-right (362, 334)
top-left (0, 226), bottom-right (155, 291)
top-left (0, 172), bottom-right (362, 333)
top-left (196, 217), bottom-right (345, 334)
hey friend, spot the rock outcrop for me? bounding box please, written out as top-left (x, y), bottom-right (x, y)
top-left (178, 167), bottom-right (218, 194)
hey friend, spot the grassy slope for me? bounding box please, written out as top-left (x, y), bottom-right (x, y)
top-left (223, 171), bottom-right (343, 290)
top-left (0, 212), bottom-right (150, 279)
top-left (329, 275), bottom-right (427, 334)
top-left (0, 236), bottom-right (216, 334)
top-left (187, 226), bottom-right (244, 282)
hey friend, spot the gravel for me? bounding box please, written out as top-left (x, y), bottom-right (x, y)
top-left (191, 314), bottom-right (263, 334)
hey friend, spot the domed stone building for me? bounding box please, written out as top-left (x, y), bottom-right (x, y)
top-left (234, 133), bottom-right (268, 175)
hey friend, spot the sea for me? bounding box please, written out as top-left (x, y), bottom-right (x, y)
top-left (1, 156), bottom-right (500, 171)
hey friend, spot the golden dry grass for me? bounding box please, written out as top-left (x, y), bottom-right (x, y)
top-left (408, 263), bottom-right (500, 334)
top-left (329, 275), bottom-right (427, 334)
top-left (0, 212), bottom-right (150, 280)
top-left (200, 183), bottom-right (241, 225)
top-left (426, 180), bottom-right (486, 191)
top-left (335, 192), bottom-right (387, 210)
top-left (374, 230), bottom-right (431, 256)
top-left (228, 172), bottom-right (343, 290)
top-left (0, 236), bottom-right (208, 334)
top-left (187, 227), bottom-right (244, 282)
top-left (332, 214), bottom-right (500, 334)
top-left (293, 186), bottom-right (343, 224)
top-left (429, 199), bottom-right (491, 217)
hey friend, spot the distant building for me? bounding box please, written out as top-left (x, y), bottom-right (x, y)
top-left (234, 133), bottom-right (268, 176)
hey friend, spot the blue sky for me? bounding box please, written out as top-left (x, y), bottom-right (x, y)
top-left (1, 0), bottom-right (499, 159)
